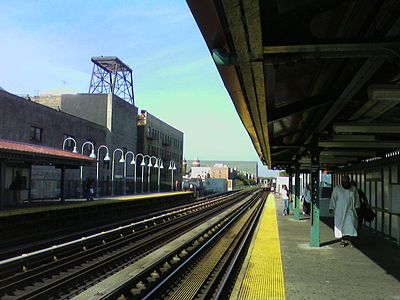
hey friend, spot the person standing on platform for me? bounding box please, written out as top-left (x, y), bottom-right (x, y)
top-left (281, 184), bottom-right (290, 216)
top-left (350, 181), bottom-right (369, 234)
top-left (84, 178), bottom-right (95, 201)
top-left (10, 171), bottom-right (23, 205)
top-left (329, 175), bottom-right (360, 247)
top-left (301, 184), bottom-right (311, 215)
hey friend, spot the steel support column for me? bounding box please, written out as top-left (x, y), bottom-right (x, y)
top-left (28, 165), bottom-right (32, 202)
top-left (60, 166), bottom-right (65, 203)
top-left (288, 170), bottom-right (293, 213)
top-left (0, 160), bottom-right (5, 209)
top-left (294, 162), bottom-right (301, 220)
top-left (310, 147), bottom-right (320, 247)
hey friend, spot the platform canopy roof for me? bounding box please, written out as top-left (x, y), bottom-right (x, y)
top-left (0, 139), bottom-right (95, 167)
top-left (187, 0), bottom-right (400, 171)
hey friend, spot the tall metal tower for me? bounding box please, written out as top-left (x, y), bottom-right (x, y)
top-left (88, 56), bottom-right (134, 105)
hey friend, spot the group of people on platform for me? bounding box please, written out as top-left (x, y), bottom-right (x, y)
top-left (280, 175), bottom-right (374, 248)
top-left (280, 184), bottom-right (311, 216)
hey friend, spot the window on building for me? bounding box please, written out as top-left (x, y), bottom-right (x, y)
top-left (30, 126), bottom-right (42, 142)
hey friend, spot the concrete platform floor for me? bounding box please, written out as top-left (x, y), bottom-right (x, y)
top-left (277, 195), bottom-right (400, 300)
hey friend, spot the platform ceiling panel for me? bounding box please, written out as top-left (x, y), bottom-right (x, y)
top-left (187, 0), bottom-right (400, 170)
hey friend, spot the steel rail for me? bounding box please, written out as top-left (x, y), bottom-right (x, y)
top-left (213, 193), bottom-right (266, 299)
top-left (0, 192), bottom-right (234, 273)
top-left (158, 192), bottom-right (265, 300)
top-left (96, 191), bottom-right (262, 299)
top-left (0, 191), bottom-right (253, 299)
top-left (0, 192), bottom-right (236, 260)
top-left (143, 195), bottom-right (259, 300)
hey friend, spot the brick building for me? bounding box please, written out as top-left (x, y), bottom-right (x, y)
top-left (0, 90), bottom-right (109, 202)
top-left (137, 110), bottom-right (184, 189)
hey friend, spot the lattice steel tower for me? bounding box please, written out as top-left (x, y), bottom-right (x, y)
top-left (88, 56), bottom-right (134, 104)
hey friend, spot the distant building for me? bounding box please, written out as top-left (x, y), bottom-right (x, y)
top-left (186, 159), bottom-right (258, 179)
top-left (192, 158), bottom-right (200, 167)
top-left (186, 159), bottom-right (258, 192)
top-left (211, 163), bottom-right (230, 179)
top-left (189, 161), bottom-right (234, 192)
top-left (137, 110), bottom-right (184, 188)
top-left (191, 166), bottom-right (211, 180)
top-left (210, 163), bottom-right (233, 191)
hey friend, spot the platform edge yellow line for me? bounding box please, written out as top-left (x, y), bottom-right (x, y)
top-left (234, 193), bottom-right (285, 300)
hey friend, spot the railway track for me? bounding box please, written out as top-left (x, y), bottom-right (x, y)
top-left (0, 190), bottom-right (257, 299)
top-left (145, 191), bottom-right (265, 300)
top-left (0, 194), bottom-right (226, 260)
top-left (74, 190), bottom-right (267, 300)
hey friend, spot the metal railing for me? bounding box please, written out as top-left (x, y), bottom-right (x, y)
top-left (28, 179), bottom-right (176, 200)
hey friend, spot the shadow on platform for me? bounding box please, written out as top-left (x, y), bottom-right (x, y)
top-left (321, 216), bottom-right (400, 281)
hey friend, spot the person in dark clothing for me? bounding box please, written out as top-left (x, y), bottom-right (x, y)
top-left (351, 181), bottom-right (368, 234)
top-left (301, 184), bottom-right (311, 215)
top-left (84, 178), bottom-right (95, 201)
top-left (10, 171), bottom-right (23, 205)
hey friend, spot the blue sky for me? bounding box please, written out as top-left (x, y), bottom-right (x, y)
top-left (0, 0), bottom-right (272, 176)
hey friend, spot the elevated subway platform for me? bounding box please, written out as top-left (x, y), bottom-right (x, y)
top-left (0, 191), bottom-right (193, 217)
top-left (233, 193), bottom-right (400, 300)
top-left (0, 192), bottom-right (194, 254)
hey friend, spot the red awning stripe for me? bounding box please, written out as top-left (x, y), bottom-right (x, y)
top-left (0, 139), bottom-right (95, 162)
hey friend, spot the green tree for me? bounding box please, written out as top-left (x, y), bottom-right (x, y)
top-left (235, 173), bottom-right (252, 186)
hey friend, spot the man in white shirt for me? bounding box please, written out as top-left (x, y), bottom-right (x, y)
top-left (329, 175), bottom-right (360, 247)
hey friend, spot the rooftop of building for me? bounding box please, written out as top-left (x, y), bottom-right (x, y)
top-left (137, 110), bottom-right (184, 135)
top-left (0, 90), bottom-right (108, 131)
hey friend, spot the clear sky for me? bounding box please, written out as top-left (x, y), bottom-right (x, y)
top-left (0, 0), bottom-right (272, 176)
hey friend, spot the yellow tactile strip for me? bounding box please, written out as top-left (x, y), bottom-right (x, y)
top-left (237, 193), bottom-right (285, 300)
